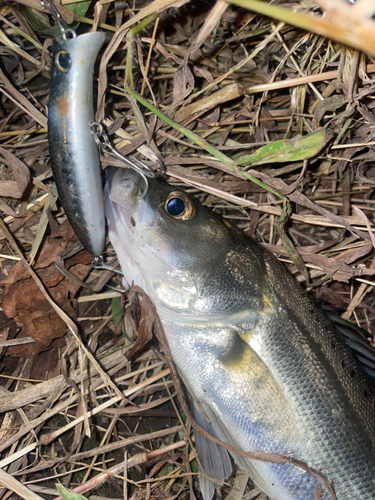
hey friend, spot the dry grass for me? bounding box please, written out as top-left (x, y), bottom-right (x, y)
top-left (1, 0), bottom-right (375, 499)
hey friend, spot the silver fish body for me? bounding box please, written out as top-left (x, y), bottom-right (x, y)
top-left (105, 168), bottom-right (375, 500)
top-left (48, 32), bottom-right (105, 257)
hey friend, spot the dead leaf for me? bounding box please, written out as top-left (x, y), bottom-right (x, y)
top-left (6, 335), bottom-right (66, 358)
top-left (188, 0), bottom-right (229, 57)
top-left (173, 64), bottom-right (195, 106)
top-left (352, 205), bottom-right (375, 249)
top-left (314, 95), bottom-right (346, 124)
top-left (249, 169), bottom-right (370, 242)
top-left (0, 327), bottom-right (10, 356)
top-left (1, 221), bottom-right (91, 354)
top-left (263, 242), bottom-right (374, 282)
top-left (125, 286), bottom-right (156, 361)
top-left (0, 147), bottom-right (30, 198)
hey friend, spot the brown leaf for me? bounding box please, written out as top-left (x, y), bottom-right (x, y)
top-left (314, 95), bottom-right (346, 124)
top-left (0, 199), bottom-right (20, 220)
top-left (249, 169), bottom-right (370, 242)
top-left (1, 221), bottom-right (91, 353)
top-left (263, 242), bottom-right (374, 282)
top-left (6, 335), bottom-right (66, 358)
top-left (0, 181), bottom-right (25, 198)
top-left (0, 147), bottom-right (30, 198)
top-left (0, 327), bottom-right (10, 356)
top-left (188, 0), bottom-right (229, 56)
top-left (126, 286), bottom-right (156, 361)
top-left (173, 64), bottom-right (195, 105)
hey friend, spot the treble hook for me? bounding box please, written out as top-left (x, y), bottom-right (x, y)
top-left (90, 121), bottom-right (163, 199)
top-left (92, 256), bottom-right (127, 293)
top-left (140, 149), bottom-right (166, 176)
top-left (92, 255), bottom-right (124, 275)
top-left (40, 0), bottom-right (76, 41)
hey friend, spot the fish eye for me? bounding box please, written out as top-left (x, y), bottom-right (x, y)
top-left (56, 51), bottom-right (72, 72)
top-left (165, 192), bottom-right (196, 220)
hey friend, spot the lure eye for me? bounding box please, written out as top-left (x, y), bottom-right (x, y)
top-left (165, 192), bottom-right (196, 220)
top-left (56, 51), bottom-right (72, 72)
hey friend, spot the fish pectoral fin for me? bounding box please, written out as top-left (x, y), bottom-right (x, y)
top-left (192, 400), bottom-right (232, 500)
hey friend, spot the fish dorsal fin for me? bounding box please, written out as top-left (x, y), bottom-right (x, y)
top-left (192, 400), bottom-right (232, 500)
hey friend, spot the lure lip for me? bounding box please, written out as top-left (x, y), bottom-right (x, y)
top-left (48, 31), bottom-right (106, 257)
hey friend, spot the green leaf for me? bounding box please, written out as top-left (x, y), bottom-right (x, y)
top-left (111, 296), bottom-right (128, 336)
top-left (19, 6), bottom-right (51, 32)
top-left (235, 129), bottom-right (327, 167)
top-left (21, 1), bottom-right (91, 35)
top-left (67, 1), bottom-right (91, 18)
top-left (190, 457), bottom-right (199, 473)
top-left (56, 484), bottom-right (89, 500)
top-left (281, 232), bottom-right (310, 284)
top-left (279, 199), bottom-right (292, 226)
top-left (111, 296), bottom-right (123, 325)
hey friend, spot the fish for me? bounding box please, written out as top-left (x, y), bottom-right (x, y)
top-left (319, 302), bottom-right (375, 380)
top-left (104, 167), bottom-right (375, 500)
top-left (48, 31), bottom-right (106, 257)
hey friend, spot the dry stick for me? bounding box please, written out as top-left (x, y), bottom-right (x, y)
top-left (0, 217), bottom-right (124, 402)
top-left (51, 440), bottom-right (188, 500)
top-left (0, 444), bottom-right (36, 469)
top-left (0, 346), bottom-right (135, 415)
top-left (175, 64), bottom-right (375, 122)
top-left (0, 375), bottom-right (66, 414)
top-left (249, 169), bottom-right (370, 242)
top-left (163, 378), bottom-right (202, 493)
top-left (140, 16), bottom-right (160, 96)
top-left (342, 256), bottom-right (375, 320)
top-left (165, 169), bottom-right (375, 232)
top-left (123, 451), bottom-right (128, 500)
top-left (0, 69), bottom-right (47, 128)
top-left (225, 470), bottom-right (249, 500)
top-left (0, 468), bottom-right (44, 500)
top-left (183, 22), bottom-right (284, 107)
top-left (152, 315), bottom-right (337, 500)
top-left (0, 358), bottom-right (162, 461)
top-left (0, 350), bottom-right (133, 453)
top-left (39, 368), bottom-right (170, 446)
top-left (0, 393), bottom-right (78, 455)
top-left (188, 0), bottom-right (229, 56)
top-left (66, 425), bottom-right (184, 462)
top-left (0, 368), bottom-right (171, 471)
top-left (15, 425), bottom-right (184, 479)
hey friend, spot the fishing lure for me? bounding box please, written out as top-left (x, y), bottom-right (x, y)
top-left (45, 0), bottom-right (106, 257)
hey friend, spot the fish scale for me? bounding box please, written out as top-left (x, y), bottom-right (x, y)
top-left (255, 309), bottom-right (372, 497)
top-left (105, 167), bottom-right (375, 499)
top-left (162, 320), bottom-right (325, 499)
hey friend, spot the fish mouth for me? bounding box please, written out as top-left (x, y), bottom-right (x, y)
top-left (107, 167), bottom-right (146, 211)
top-left (105, 167), bottom-right (166, 297)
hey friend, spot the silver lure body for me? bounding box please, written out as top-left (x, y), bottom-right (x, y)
top-left (104, 168), bottom-right (375, 500)
top-left (48, 32), bottom-right (105, 257)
